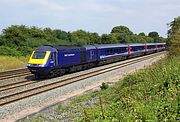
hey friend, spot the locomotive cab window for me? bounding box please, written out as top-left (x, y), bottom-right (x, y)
top-left (32, 51), bottom-right (46, 59)
top-left (148, 45), bottom-right (156, 49)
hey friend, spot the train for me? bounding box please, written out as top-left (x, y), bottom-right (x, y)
top-left (27, 43), bottom-right (166, 78)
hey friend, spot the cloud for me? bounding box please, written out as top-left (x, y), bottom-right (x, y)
top-left (0, 0), bottom-right (67, 14)
top-left (0, 0), bottom-right (180, 37)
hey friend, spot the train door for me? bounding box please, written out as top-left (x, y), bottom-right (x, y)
top-left (90, 50), bottom-right (95, 60)
top-left (80, 48), bottom-right (86, 63)
top-left (50, 52), bottom-right (58, 67)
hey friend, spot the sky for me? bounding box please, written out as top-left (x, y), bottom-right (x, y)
top-left (0, 0), bottom-right (180, 37)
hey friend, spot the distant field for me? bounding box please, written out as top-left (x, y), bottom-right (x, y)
top-left (0, 56), bottom-right (29, 71)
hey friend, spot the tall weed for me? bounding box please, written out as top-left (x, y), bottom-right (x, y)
top-left (78, 56), bottom-right (179, 121)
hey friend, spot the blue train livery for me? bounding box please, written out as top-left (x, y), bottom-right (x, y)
top-left (27, 43), bottom-right (166, 78)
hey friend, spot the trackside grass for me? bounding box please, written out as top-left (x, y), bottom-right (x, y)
top-left (0, 56), bottom-right (28, 71)
top-left (78, 57), bottom-right (180, 122)
top-left (76, 55), bottom-right (179, 122)
top-left (20, 55), bottom-right (179, 122)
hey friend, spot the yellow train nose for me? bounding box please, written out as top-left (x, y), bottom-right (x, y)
top-left (28, 51), bottom-right (51, 65)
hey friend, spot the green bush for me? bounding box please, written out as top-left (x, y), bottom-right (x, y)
top-left (168, 16), bottom-right (180, 56)
top-left (100, 82), bottom-right (109, 90)
top-left (0, 46), bottom-right (21, 56)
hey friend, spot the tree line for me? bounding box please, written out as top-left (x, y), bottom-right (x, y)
top-left (0, 25), bottom-right (166, 56)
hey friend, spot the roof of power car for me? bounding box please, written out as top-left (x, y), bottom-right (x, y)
top-left (37, 45), bottom-right (85, 51)
top-left (36, 45), bottom-right (57, 51)
top-left (54, 45), bottom-right (84, 51)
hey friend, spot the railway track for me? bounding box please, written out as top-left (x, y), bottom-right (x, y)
top-left (0, 79), bottom-right (40, 92)
top-left (0, 68), bottom-right (30, 80)
top-left (0, 51), bottom-right (166, 106)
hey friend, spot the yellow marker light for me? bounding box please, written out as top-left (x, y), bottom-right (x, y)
top-left (28, 51), bottom-right (51, 65)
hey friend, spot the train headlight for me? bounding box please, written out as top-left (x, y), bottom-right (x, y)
top-left (27, 63), bottom-right (31, 66)
top-left (38, 64), bottom-right (45, 67)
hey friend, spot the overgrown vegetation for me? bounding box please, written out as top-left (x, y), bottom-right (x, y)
top-left (0, 25), bottom-right (166, 56)
top-left (76, 55), bottom-right (179, 121)
top-left (100, 82), bottom-right (109, 90)
top-left (168, 16), bottom-right (180, 55)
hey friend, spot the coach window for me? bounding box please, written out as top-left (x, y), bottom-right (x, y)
top-left (138, 47), bottom-right (141, 50)
top-left (109, 50), bottom-right (111, 54)
top-left (134, 47), bottom-right (138, 51)
top-left (106, 50), bottom-right (109, 55)
top-left (114, 49), bottom-right (116, 54)
top-left (116, 48), bottom-right (118, 53)
top-left (138, 46), bottom-right (140, 50)
top-left (118, 48), bottom-right (121, 53)
top-left (107, 50), bottom-right (109, 54)
top-left (122, 48), bottom-right (125, 52)
top-left (142, 46), bottom-right (144, 50)
top-left (131, 47), bottom-right (134, 51)
top-left (112, 49), bottom-right (114, 54)
top-left (140, 46), bottom-right (142, 50)
top-left (109, 49), bottom-right (112, 54)
top-left (108, 50), bottom-right (110, 54)
top-left (136, 47), bottom-right (139, 51)
top-left (118, 48), bottom-right (120, 53)
top-left (119, 48), bottom-right (121, 53)
top-left (123, 48), bottom-right (125, 52)
top-left (124, 48), bottom-right (126, 52)
top-left (111, 49), bottom-right (114, 54)
top-left (122, 48), bottom-right (124, 53)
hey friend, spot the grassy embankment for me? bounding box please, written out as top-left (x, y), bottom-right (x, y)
top-left (25, 54), bottom-right (179, 122)
top-left (0, 56), bottom-right (28, 71)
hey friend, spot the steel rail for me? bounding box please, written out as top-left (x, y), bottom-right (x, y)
top-left (0, 68), bottom-right (30, 80)
top-left (0, 79), bottom-right (40, 92)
